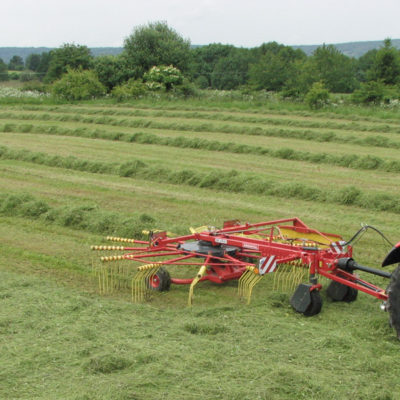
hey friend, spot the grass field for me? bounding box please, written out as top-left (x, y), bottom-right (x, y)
top-left (1, 98), bottom-right (400, 399)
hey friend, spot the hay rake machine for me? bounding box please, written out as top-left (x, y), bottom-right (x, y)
top-left (91, 217), bottom-right (400, 338)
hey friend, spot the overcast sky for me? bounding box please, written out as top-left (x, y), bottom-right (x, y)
top-left (2, 0), bottom-right (399, 48)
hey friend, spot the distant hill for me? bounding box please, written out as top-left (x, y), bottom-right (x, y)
top-left (0, 39), bottom-right (399, 63)
top-left (292, 39), bottom-right (400, 58)
top-left (0, 47), bottom-right (123, 63)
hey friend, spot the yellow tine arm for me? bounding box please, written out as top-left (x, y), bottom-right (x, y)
top-left (188, 265), bottom-right (207, 306)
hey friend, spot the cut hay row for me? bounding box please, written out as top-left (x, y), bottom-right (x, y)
top-left (1, 145), bottom-right (400, 215)
top-left (15, 101), bottom-right (400, 125)
top-left (2, 131), bottom-right (398, 194)
top-left (1, 111), bottom-right (400, 150)
top-left (4, 105), bottom-right (400, 134)
top-left (2, 123), bottom-right (400, 173)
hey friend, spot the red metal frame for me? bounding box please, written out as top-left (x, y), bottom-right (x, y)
top-left (112, 218), bottom-right (389, 301)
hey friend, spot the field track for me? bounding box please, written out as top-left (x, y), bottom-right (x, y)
top-left (1, 100), bottom-right (400, 399)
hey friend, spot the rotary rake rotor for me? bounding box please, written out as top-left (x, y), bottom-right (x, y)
top-left (91, 217), bottom-right (400, 339)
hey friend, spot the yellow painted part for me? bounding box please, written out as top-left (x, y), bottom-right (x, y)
top-left (238, 266), bottom-right (263, 305)
top-left (93, 258), bottom-right (131, 295)
top-left (106, 236), bottom-right (136, 243)
top-left (235, 233), bottom-right (265, 240)
top-left (188, 265), bottom-right (207, 306)
top-left (142, 230), bottom-right (175, 237)
top-left (91, 245), bottom-right (125, 251)
top-left (189, 226), bottom-right (210, 234)
top-left (131, 264), bottom-right (160, 303)
top-left (272, 262), bottom-right (308, 292)
top-left (278, 228), bottom-right (339, 247)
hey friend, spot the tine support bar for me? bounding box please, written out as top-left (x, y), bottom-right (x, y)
top-left (188, 265), bottom-right (207, 306)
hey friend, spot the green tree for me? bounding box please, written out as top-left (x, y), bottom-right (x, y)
top-left (93, 54), bottom-right (135, 91)
top-left (45, 44), bottom-right (93, 82)
top-left (25, 54), bottom-right (41, 71)
top-left (368, 38), bottom-right (400, 85)
top-left (0, 58), bottom-right (8, 81)
top-left (191, 43), bottom-right (235, 87)
top-left (36, 52), bottom-right (51, 79)
top-left (211, 49), bottom-right (251, 90)
top-left (249, 45), bottom-right (305, 91)
top-left (356, 49), bottom-right (378, 82)
top-left (51, 68), bottom-right (106, 100)
top-left (306, 45), bottom-right (358, 93)
top-left (8, 55), bottom-right (24, 71)
top-left (124, 21), bottom-right (191, 77)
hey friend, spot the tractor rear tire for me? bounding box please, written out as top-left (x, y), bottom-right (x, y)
top-left (387, 264), bottom-right (400, 339)
top-left (303, 290), bottom-right (323, 317)
top-left (147, 267), bottom-right (171, 292)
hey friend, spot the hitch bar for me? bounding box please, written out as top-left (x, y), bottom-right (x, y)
top-left (337, 258), bottom-right (392, 279)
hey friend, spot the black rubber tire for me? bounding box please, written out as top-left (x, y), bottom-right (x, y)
top-left (327, 280), bottom-right (358, 302)
top-left (147, 267), bottom-right (171, 292)
top-left (303, 290), bottom-right (323, 317)
top-left (343, 286), bottom-right (358, 302)
top-left (387, 264), bottom-right (400, 339)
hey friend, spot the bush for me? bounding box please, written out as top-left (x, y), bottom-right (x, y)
top-left (173, 78), bottom-right (198, 98)
top-left (21, 81), bottom-right (48, 93)
top-left (351, 81), bottom-right (386, 104)
top-left (143, 65), bottom-right (183, 91)
top-left (111, 78), bottom-right (147, 101)
top-left (195, 75), bottom-right (209, 89)
top-left (19, 72), bottom-right (36, 82)
top-left (51, 68), bottom-right (106, 101)
top-left (305, 82), bottom-right (330, 109)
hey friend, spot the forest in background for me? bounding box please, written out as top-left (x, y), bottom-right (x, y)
top-left (1, 22), bottom-right (400, 108)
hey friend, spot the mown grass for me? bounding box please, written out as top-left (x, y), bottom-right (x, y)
top-left (1, 145), bottom-right (400, 215)
top-left (6, 104), bottom-right (400, 133)
top-left (1, 98), bottom-right (400, 399)
top-left (2, 122), bottom-right (400, 173)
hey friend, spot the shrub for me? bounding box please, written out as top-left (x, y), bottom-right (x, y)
top-left (143, 65), bottom-right (183, 91)
top-left (19, 72), bottom-right (36, 82)
top-left (305, 82), bottom-right (330, 109)
top-left (111, 78), bottom-right (147, 101)
top-left (21, 81), bottom-right (48, 93)
top-left (352, 81), bottom-right (385, 104)
top-left (173, 78), bottom-right (198, 98)
top-left (51, 68), bottom-right (106, 100)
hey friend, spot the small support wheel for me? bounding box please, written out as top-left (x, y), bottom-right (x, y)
top-left (290, 283), bottom-right (322, 317)
top-left (303, 290), bottom-right (323, 317)
top-left (147, 267), bottom-right (171, 292)
top-left (327, 281), bottom-right (358, 302)
top-left (343, 286), bottom-right (358, 302)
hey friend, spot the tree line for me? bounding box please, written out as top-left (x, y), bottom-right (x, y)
top-left (1, 21), bottom-right (400, 106)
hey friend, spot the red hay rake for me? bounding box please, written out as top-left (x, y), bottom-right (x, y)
top-left (91, 217), bottom-right (400, 338)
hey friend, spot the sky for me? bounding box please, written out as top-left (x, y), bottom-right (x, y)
top-left (2, 0), bottom-right (400, 48)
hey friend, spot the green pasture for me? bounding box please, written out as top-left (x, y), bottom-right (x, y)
top-left (1, 99), bottom-right (400, 399)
